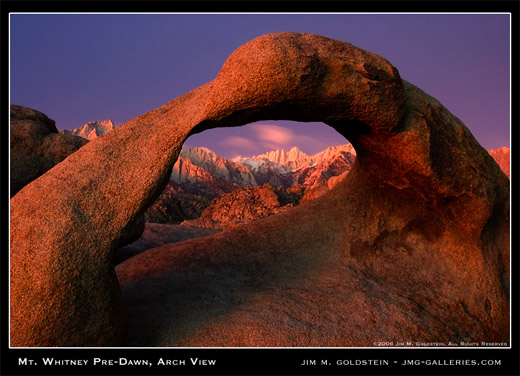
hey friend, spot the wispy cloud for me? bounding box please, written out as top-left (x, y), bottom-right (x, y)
top-left (220, 136), bottom-right (258, 151)
top-left (186, 121), bottom-right (348, 158)
top-left (252, 124), bottom-right (295, 150)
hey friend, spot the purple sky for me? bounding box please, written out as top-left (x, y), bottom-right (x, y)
top-left (10, 14), bottom-right (510, 158)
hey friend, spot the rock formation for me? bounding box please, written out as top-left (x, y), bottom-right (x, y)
top-left (10, 32), bottom-right (509, 347)
top-left (291, 150), bottom-right (354, 188)
top-left (195, 183), bottom-right (294, 229)
top-left (10, 105), bottom-right (89, 196)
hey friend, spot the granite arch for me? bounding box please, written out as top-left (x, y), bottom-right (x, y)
top-left (10, 32), bottom-right (509, 346)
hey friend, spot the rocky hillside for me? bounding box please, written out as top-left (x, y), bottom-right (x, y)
top-left (178, 147), bottom-right (257, 186)
top-left (192, 183), bottom-right (302, 230)
top-left (144, 181), bottom-right (211, 224)
top-left (287, 148), bottom-right (355, 187)
top-left (171, 156), bottom-right (241, 199)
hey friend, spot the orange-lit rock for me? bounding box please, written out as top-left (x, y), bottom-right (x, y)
top-left (11, 32), bottom-right (509, 347)
top-left (488, 147), bottom-right (510, 178)
top-left (195, 183), bottom-right (292, 229)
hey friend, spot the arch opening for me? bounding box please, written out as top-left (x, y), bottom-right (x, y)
top-left (129, 120), bottom-right (354, 261)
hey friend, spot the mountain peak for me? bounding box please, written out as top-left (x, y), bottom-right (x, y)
top-left (487, 147), bottom-right (510, 178)
top-left (176, 147), bottom-right (257, 189)
top-left (232, 144), bottom-right (356, 175)
top-left (180, 146), bottom-right (218, 162)
top-left (251, 147), bottom-right (309, 167)
top-left (60, 119), bottom-right (116, 140)
top-left (80, 119), bottom-right (115, 132)
top-left (186, 146), bottom-right (215, 155)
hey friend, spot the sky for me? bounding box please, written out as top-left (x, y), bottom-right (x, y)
top-left (9, 13), bottom-right (510, 158)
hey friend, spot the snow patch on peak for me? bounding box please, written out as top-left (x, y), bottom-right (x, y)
top-left (233, 144), bottom-right (356, 174)
top-left (60, 119), bottom-right (116, 140)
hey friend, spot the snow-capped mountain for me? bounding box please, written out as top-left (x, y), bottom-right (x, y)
top-left (170, 156), bottom-right (241, 200)
top-left (59, 120), bottom-right (115, 140)
top-left (233, 144), bottom-right (355, 172)
top-left (171, 145), bottom-right (356, 199)
top-left (233, 146), bottom-right (312, 174)
top-left (311, 144), bottom-right (356, 164)
top-left (178, 147), bottom-right (257, 187)
top-left (232, 144), bottom-right (356, 188)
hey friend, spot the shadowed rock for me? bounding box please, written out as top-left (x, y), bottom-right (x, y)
top-left (115, 223), bottom-right (220, 265)
top-left (144, 181), bottom-right (211, 224)
top-left (10, 105), bottom-right (89, 196)
top-left (10, 32), bottom-right (509, 347)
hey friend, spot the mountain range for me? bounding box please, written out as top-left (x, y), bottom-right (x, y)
top-left (171, 144), bottom-right (356, 199)
top-left (64, 119), bottom-right (509, 181)
top-left (50, 119), bottom-right (512, 231)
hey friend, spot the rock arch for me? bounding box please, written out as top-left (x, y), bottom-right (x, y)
top-left (10, 32), bottom-right (509, 346)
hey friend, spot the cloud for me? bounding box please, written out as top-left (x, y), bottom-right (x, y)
top-left (252, 124), bottom-right (295, 149)
top-left (220, 136), bottom-right (258, 151)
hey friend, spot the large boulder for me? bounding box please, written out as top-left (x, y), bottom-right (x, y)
top-left (10, 32), bottom-right (509, 347)
top-left (195, 183), bottom-right (291, 229)
top-left (10, 105), bottom-right (89, 196)
top-left (10, 105), bottom-right (144, 250)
